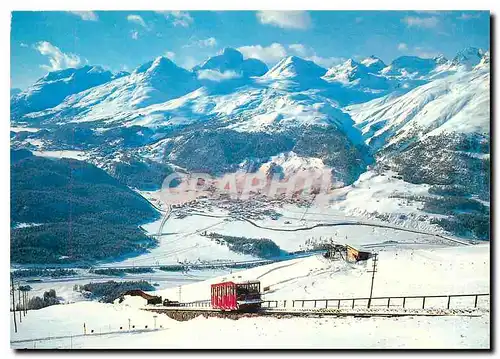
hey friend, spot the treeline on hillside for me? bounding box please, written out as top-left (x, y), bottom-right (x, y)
top-left (90, 267), bottom-right (154, 276)
top-left (380, 133), bottom-right (490, 240)
top-left (106, 153), bottom-right (175, 191)
top-left (11, 150), bottom-right (160, 264)
top-left (75, 280), bottom-right (155, 303)
top-left (11, 268), bottom-right (77, 278)
top-left (26, 289), bottom-right (60, 310)
top-left (389, 193), bottom-right (489, 240)
top-left (163, 127), bottom-right (370, 185)
top-left (205, 232), bottom-right (282, 259)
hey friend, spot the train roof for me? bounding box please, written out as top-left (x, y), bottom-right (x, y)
top-left (211, 280), bottom-right (260, 287)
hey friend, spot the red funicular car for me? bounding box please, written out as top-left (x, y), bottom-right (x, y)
top-left (211, 281), bottom-right (262, 312)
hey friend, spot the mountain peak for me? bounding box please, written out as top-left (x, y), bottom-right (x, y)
top-left (41, 65), bottom-right (110, 83)
top-left (361, 56), bottom-right (386, 73)
top-left (11, 64), bottom-right (115, 117)
top-left (195, 47), bottom-right (267, 77)
top-left (433, 54), bottom-right (449, 65)
top-left (382, 55), bottom-right (439, 77)
top-left (344, 58), bottom-right (360, 67)
top-left (148, 56), bottom-right (181, 72)
top-left (452, 47), bottom-right (485, 68)
top-left (221, 47), bottom-right (244, 62)
top-left (132, 56), bottom-right (191, 80)
top-left (474, 50), bottom-right (490, 70)
top-left (323, 58), bottom-right (389, 90)
top-left (264, 56), bottom-right (327, 79)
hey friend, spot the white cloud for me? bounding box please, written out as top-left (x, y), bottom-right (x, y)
top-left (238, 42), bottom-right (340, 68)
top-left (198, 37), bottom-right (217, 48)
top-left (256, 11), bottom-right (311, 30)
top-left (183, 37), bottom-right (218, 49)
top-left (127, 14), bottom-right (147, 28)
top-left (402, 16), bottom-right (439, 28)
top-left (197, 69), bottom-right (241, 82)
top-left (164, 51), bottom-right (176, 60)
top-left (20, 42), bottom-right (28, 48)
top-left (288, 44), bottom-right (342, 68)
top-left (398, 43), bottom-right (408, 51)
top-left (457, 13), bottom-right (481, 20)
top-left (413, 46), bottom-right (439, 58)
top-left (238, 43), bottom-right (287, 65)
top-left (288, 44), bottom-right (308, 57)
top-left (157, 11), bottom-right (193, 27)
top-left (35, 41), bottom-right (83, 72)
top-left (413, 11), bottom-right (443, 15)
top-left (306, 55), bottom-right (343, 68)
top-left (181, 56), bottom-right (199, 70)
top-left (69, 11), bottom-right (98, 21)
top-left (131, 30), bottom-right (139, 40)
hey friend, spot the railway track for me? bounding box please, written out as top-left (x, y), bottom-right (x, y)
top-left (143, 292), bottom-right (489, 321)
top-left (143, 306), bottom-right (486, 321)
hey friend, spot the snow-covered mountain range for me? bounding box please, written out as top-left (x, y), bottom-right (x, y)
top-left (10, 46), bottom-right (490, 239)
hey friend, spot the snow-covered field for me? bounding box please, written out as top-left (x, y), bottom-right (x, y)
top-left (11, 306), bottom-right (489, 349)
top-left (9, 207), bottom-right (490, 349)
top-left (11, 191), bottom-right (488, 349)
top-left (31, 150), bottom-right (88, 160)
top-left (102, 215), bottom-right (257, 267)
top-left (10, 243), bottom-right (490, 349)
top-left (15, 269), bottom-right (229, 305)
top-left (154, 243), bottom-right (490, 303)
top-left (97, 191), bottom-right (465, 268)
top-left (10, 126), bottom-right (40, 133)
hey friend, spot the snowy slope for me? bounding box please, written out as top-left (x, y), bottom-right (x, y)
top-left (263, 56), bottom-right (327, 80)
top-left (10, 242), bottom-right (489, 349)
top-left (381, 56), bottom-right (441, 78)
top-left (25, 56), bottom-right (200, 124)
top-left (11, 304), bottom-right (489, 349)
top-left (361, 55), bottom-right (387, 73)
top-left (155, 243), bottom-right (489, 302)
top-left (11, 66), bottom-right (116, 117)
top-left (323, 58), bottom-right (390, 90)
top-left (451, 47), bottom-right (485, 70)
top-left (346, 65), bottom-right (490, 151)
top-left (9, 47), bottom-right (491, 242)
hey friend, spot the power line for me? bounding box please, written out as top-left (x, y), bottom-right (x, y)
top-left (11, 274), bottom-right (17, 333)
top-left (67, 128), bottom-right (76, 259)
top-left (367, 253), bottom-right (378, 308)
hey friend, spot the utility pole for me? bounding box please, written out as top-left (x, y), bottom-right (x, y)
top-left (11, 275), bottom-right (17, 333)
top-left (367, 253), bottom-right (378, 308)
top-left (18, 288), bottom-right (22, 323)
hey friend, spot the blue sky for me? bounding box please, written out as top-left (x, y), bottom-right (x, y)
top-left (11, 10), bottom-right (489, 89)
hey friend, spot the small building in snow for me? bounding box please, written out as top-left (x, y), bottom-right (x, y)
top-left (346, 245), bottom-right (372, 262)
top-left (121, 290), bottom-right (162, 305)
